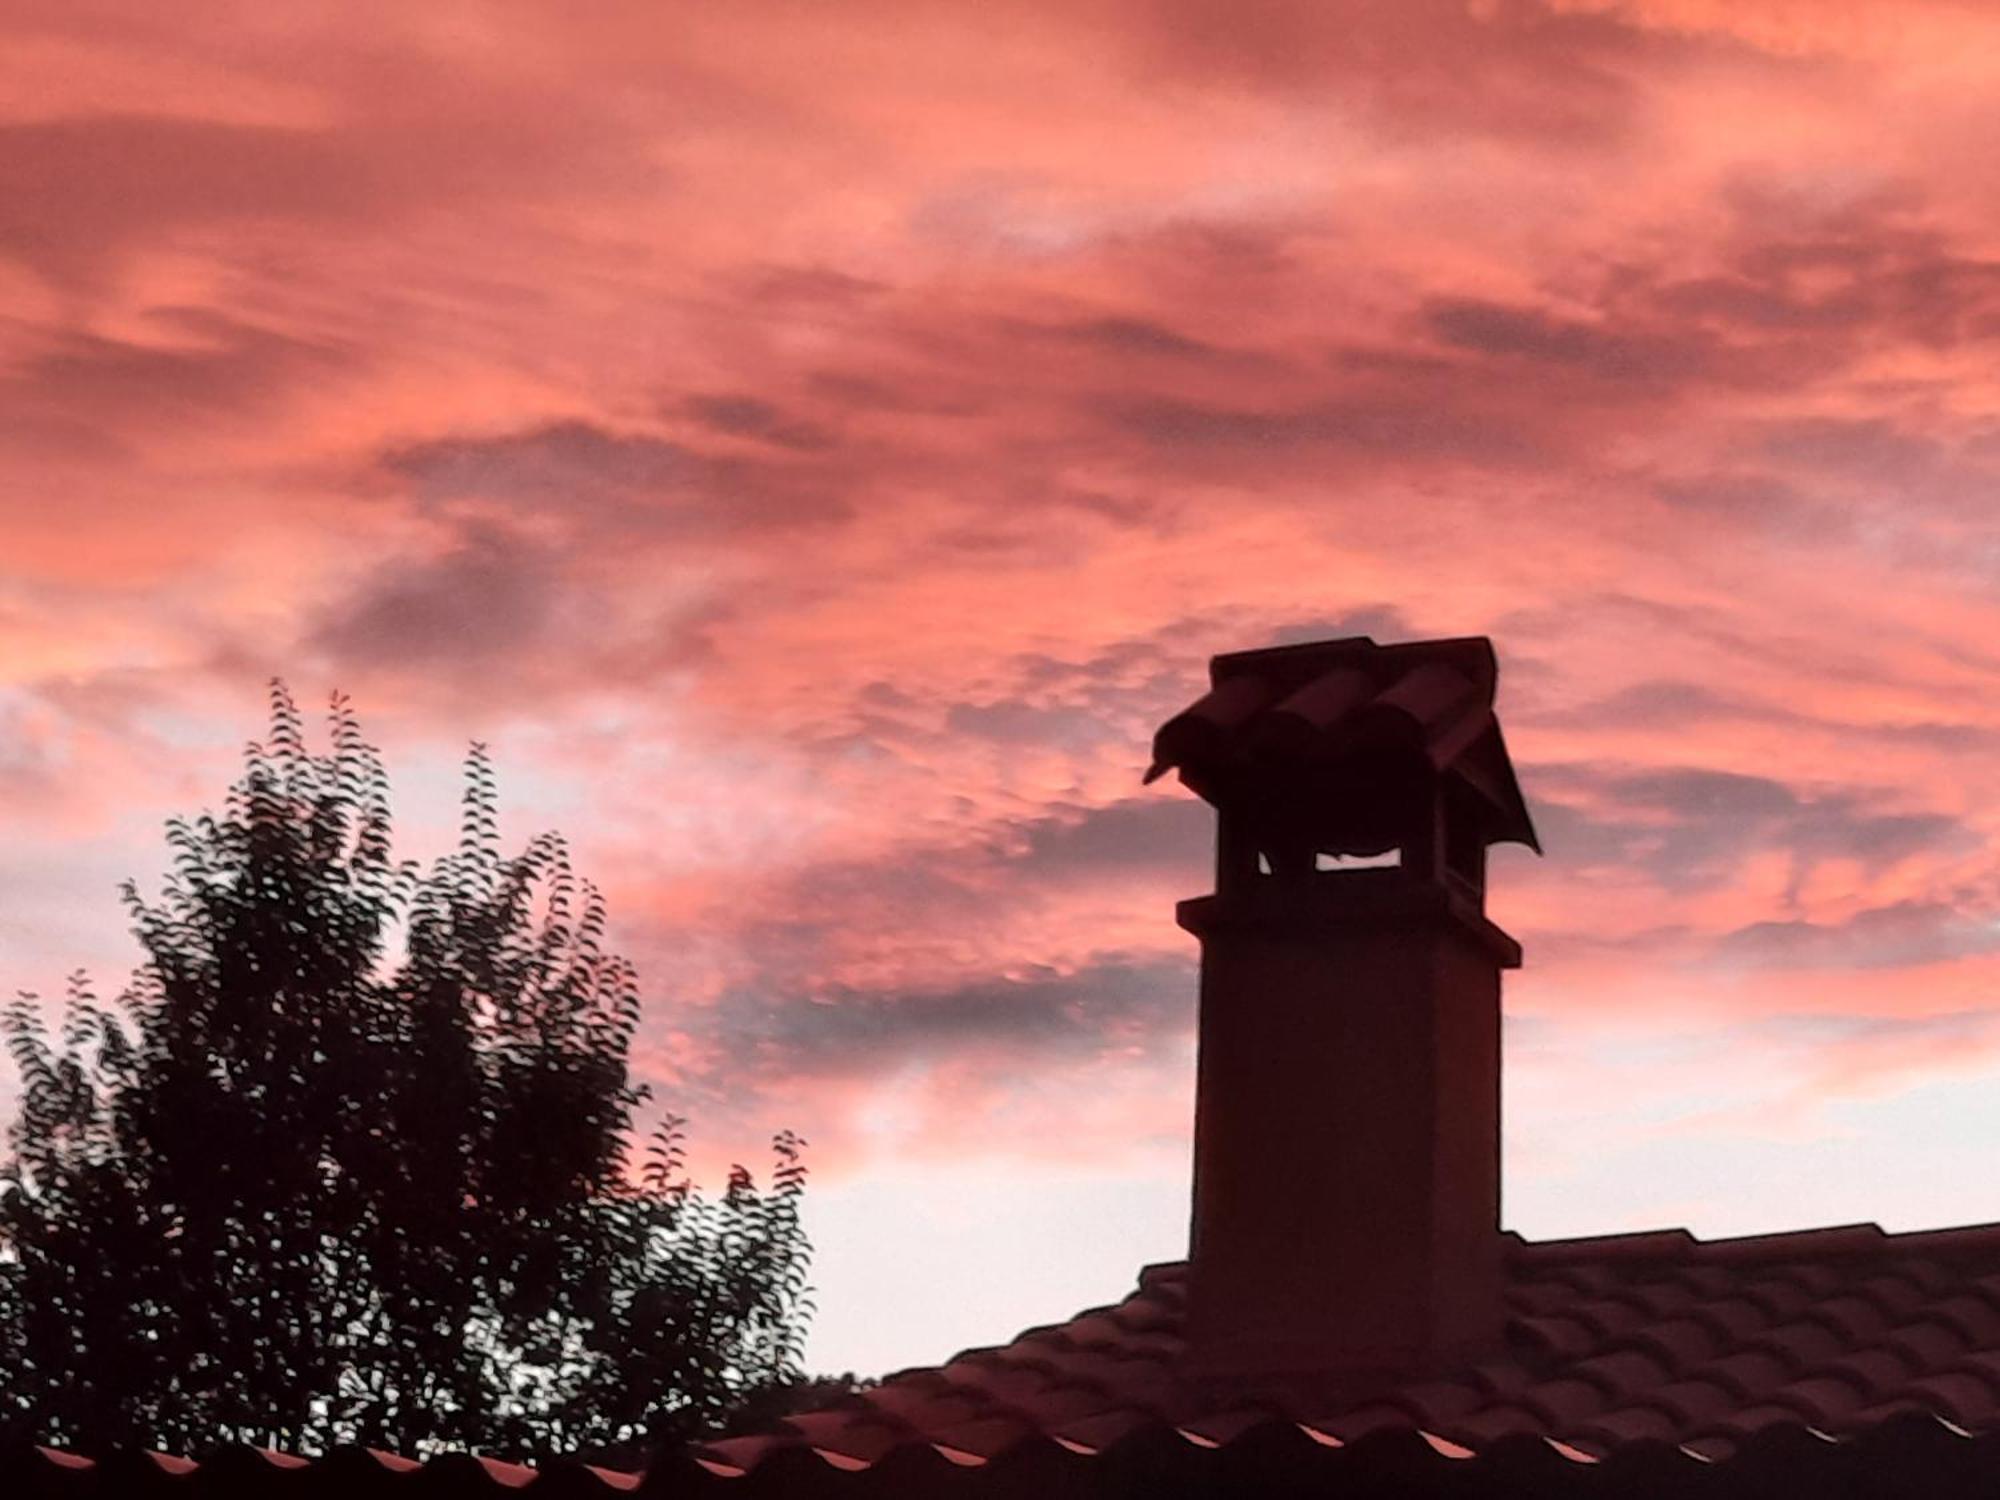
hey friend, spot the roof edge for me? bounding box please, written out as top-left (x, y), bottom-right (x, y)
top-left (1512, 1217), bottom-right (2000, 1265)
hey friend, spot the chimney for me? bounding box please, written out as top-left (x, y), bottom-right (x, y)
top-left (1148, 635), bottom-right (1539, 1392)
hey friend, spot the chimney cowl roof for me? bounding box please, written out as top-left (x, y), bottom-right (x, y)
top-left (1146, 634), bottom-right (1540, 857)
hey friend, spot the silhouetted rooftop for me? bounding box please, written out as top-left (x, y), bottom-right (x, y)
top-left (32, 1219), bottom-right (2000, 1496)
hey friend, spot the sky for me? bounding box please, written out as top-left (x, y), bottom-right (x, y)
top-left (1, 0), bottom-right (1998, 1380)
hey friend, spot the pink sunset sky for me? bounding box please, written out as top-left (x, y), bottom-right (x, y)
top-left (3, 0), bottom-right (1999, 1379)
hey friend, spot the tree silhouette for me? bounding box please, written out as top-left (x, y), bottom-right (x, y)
top-left (0, 686), bottom-right (811, 1458)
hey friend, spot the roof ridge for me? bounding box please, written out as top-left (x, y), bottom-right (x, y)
top-left (1134, 1218), bottom-right (2000, 1284)
top-left (1513, 1218), bottom-right (2000, 1264)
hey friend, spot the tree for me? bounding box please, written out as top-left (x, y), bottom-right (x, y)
top-left (0, 686), bottom-right (811, 1458)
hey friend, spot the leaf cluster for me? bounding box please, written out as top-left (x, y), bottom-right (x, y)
top-left (0, 687), bottom-right (811, 1458)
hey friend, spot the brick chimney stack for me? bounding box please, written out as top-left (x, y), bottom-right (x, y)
top-left (1146, 636), bottom-right (1538, 1392)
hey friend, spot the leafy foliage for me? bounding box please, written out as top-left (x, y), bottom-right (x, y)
top-left (0, 687), bottom-right (811, 1457)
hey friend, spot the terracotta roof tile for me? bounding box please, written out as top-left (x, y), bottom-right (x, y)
top-left (1930, 1295), bottom-right (2000, 1346)
top-left (1854, 1272), bottom-right (1931, 1320)
top-left (1625, 1280), bottom-right (1700, 1319)
top-left (1049, 1407), bottom-right (1161, 1453)
top-left (1689, 1295), bottom-right (1771, 1343)
top-left (1501, 1280), bottom-right (1573, 1315)
top-left (1626, 1316), bottom-right (1721, 1371)
top-left (1669, 1264), bottom-right (1737, 1298)
top-left (937, 1356), bottom-right (1055, 1404)
top-left (687, 1431), bottom-right (787, 1476)
top-left (667, 1216), bottom-right (2000, 1482)
top-left (1847, 1396), bottom-right (1949, 1435)
top-left (1566, 1295), bottom-right (1651, 1340)
top-left (1642, 1377), bottom-right (1736, 1427)
top-left (1752, 1317), bottom-right (1847, 1370)
top-left (1889, 1255), bottom-right (1957, 1291)
top-left (1968, 1271), bottom-right (2000, 1305)
top-left (38, 1218), bottom-right (2000, 1495)
top-left (1769, 1374), bottom-right (1868, 1426)
top-left (1546, 1262), bottom-right (1625, 1296)
top-left (861, 1380), bottom-right (985, 1433)
top-left (782, 1409), bottom-right (908, 1467)
top-left (1951, 1349), bottom-right (2000, 1392)
top-left (927, 1411), bottom-right (1043, 1462)
top-left (1699, 1347), bottom-right (1791, 1399)
top-left (1769, 1260), bottom-right (1847, 1295)
top-left (1512, 1227), bottom-right (1697, 1264)
top-left (1570, 1347), bottom-right (1670, 1399)
top-left (1822, 1346), bottom-right (1915, 1398)
top-left (1058, 1311), bottom-right (1132, 1348)
top-left (1381, 1377), bottom-right (1486, 1425)
top-left (1571, 1403), bottom-right (1681, 1448)
top-left (1462, 1356), bottom-right (1537, 1399)
top-left (1810, 1293), bottom-right (1895, 1345)
top-left (1738, 1275), bottom-right (1816, 1319)
top-left (1442, 1402), bottom-right (1542, 1445)
top-left (1508, 1313), bottom-right (1595, 1362)
top-left (1517, 1375), bottom-right (1610, 1427)
top-left (1907, 1372), bottom-right (2000, 1425)
top-left (1728, 1225), bottom-right (1888, 1261)
top-left (1299, 1401), bottom-right (1408, 1442)
top-left (1887, 1318), bottom-right (1973, 1372)
top-left (1003, 1384), bottom-right (1123, 1429)
top-left (1700, 1400), bottom-right (1820, 1444)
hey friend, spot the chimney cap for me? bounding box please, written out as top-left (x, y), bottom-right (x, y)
top-left (1147, 634), bottom-right (1540, 856)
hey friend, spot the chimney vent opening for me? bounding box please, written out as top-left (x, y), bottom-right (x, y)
top-left (1315, 848), bottom-right (1401, 872)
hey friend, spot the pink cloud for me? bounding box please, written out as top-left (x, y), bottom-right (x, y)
top-left (4, 0), bottom-right (2000, 1371)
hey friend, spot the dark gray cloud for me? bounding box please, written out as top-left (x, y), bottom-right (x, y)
top-left (7, 308), bottom-right (354, 439)
top-left (943, 700), bottom-right (1127, 748)
top-left (1006, 799), bottom-right (1211, 882)
top-left (0, 85), bottom-right (641, 294)
top-left (1348, 200), bottom-right (2000, 470)
top-left (682, 393), bottom-right (835, 451)
top-left (1424, 297), bottom-right (1715, 387)
top-left (1646, 471), bottom-right (1850, 544)
top-left (1709, 901), bottom-right (2000, 971)
top-left (377, 418), bottom-right (851, 534)
top-left (805, 369), bottom-right (982, 417)
top-left (1530, 673), bottom-right (1999, 758)
top-left (1532, 765), bottom-right (1966, 888)
top-left (981, 606), bottom-right (1413, 754)
top-left (717, 955), bottom-right (1195, 1077)
top-left (1653, 470), bottom-right (1809, 517)
top-left (1124, 0), bottom-right (1711, 147)
top-left (1751, 416), bottom-right (1942, 478)
top-left (0, 116), bottom-right (375, 288)
top-left (1112, 392), bottom-right (1537, 465)
top-left (1603, 767), bottom-right (1799, 820)
top-left (739, 264), bottom-right (890, 309)
top-left (1651, 206), bottom-right (2000, 346)
top-left (309, 524), bottom-right (557, 667)
top-left (383, 420), bottom-right (695, 506)
top-left (718, 800), bottom-right (1210, 1001)
top-left (1050, 316), bottom-right (1220, 360)
top-left (1549, 678), bottom-right (1758, 732)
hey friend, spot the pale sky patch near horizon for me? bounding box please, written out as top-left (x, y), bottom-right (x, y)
top-left (1, 0), bottom-right (1998, 1378)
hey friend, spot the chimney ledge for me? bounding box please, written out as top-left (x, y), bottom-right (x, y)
top-left (1176, 874), bottom-right (1522, 968)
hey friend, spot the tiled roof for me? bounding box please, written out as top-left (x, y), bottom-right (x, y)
top-left (29, 1220), bottom-right (2000, 1496)
top-left (685, 1219), bottom-right (2000, 1486)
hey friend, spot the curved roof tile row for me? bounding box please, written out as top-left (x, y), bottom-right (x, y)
top-left (29, 1220), bottom-right (2000, 1496)
top-left (687, 1218), bottom-right (2000, 1480)
top-left (20, 1416), bottom-right (2000, 1498)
